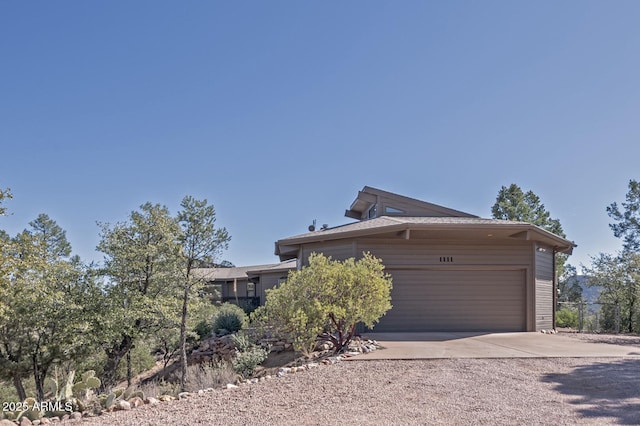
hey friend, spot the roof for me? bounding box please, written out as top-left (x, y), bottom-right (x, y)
top-left (275, 215), bottom-right (576, 259)
top-left (193, 259), bottom-right (296, 282)
top-left (345, 186), bottom-right (478, 219)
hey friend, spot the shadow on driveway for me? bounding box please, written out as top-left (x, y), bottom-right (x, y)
top-left (541, 358), bottom-right (640, 424)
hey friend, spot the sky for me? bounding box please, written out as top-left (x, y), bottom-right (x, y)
top-left (1, 1), bottom-right (639, 273)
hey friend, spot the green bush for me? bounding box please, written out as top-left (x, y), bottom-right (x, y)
top-left (194, 320), bottom-right (215, 339)
top-left (556, 307), bottom-right (579, 328)
top-left (232, 347), bottom-right (268, 379)
top-left (213, 303), bottom-right (248, 334)
top-left (193, 303), bottom-right (219, 339)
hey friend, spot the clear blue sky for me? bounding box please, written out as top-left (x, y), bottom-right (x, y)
top-left (2, 2), bottom-right (639, 273)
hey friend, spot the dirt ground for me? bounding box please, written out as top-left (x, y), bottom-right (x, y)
top-left (78, 333), bottom-right (640, 425)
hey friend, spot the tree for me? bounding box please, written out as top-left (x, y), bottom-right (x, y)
top-left (491, 183), bottom-right (568, 278)
top-left (492, 184), bottom-right (565, 236)
top-left (607, 179), bottom-right (640, 253)
top-left (176, 196), bottom-right (230, 391)
top-left (96, 203), bottom-right (182, 389)
top-left (0, 187), bottom-right (11, 216)
top-left (557, 264), bottom-right (583, 304)
top-left (584, 251), bottom-right (640, 333)
top-left (253, 252), bottom-right (392, 354)
top-left (0, 216), bottom-right (95, 401)
top-left (28, 214), bottom-right (72, 260)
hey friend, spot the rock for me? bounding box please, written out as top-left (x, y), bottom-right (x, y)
top-left (20, 417), bottom-right (33, 426)
top-left (307, 362), bottom-right (319, 369)
top-left (178, 392), bottom-right (191, 400)
top-left (226, 383), bottom-right (238, 389)
top-left (128, 397), bottom-right (144, 408)
top-left (198, 389), bottom-right (205, 395)
top-left (0, 420), bottom-right (16, 426)
top-left (116, 400), bottom-right (131, 411)
top-left (39, 419), bottom-right (51, 425)
top-left (70, 412), bottom-right (83, 420)
top-left (145, 397), bottom-right (160, 405)
top-left (278, 367), bottom-right (291, 375)
top-left (32, 421), bottom-right (41, 426)
top-left (158, 395), bottom-right (175, 402)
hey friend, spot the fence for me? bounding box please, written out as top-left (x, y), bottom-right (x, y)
top-left (557, 301), bottom-right (622, 333)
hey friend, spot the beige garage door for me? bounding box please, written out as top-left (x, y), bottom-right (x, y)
top-left (372, 269), bottom-right (526, 332)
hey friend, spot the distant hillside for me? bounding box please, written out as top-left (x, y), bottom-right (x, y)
top-left (576, 275), bottom-right (601, 303)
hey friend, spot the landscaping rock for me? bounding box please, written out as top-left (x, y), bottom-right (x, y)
top-left (128, 397), bottom-right (144, 408)
top-left (144, 397), bottom-right (159, 405)
top-left (116, 400), bottom-right (131, 411)
top-left (158, 395), bottom-right (175, 402)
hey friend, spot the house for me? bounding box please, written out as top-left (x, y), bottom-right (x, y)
top-left (195, 259), bottom-right (296, 311)
top-left (275, 186), bottom-right (575, 332)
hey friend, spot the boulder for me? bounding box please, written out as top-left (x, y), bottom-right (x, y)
top-left (144, 397), bottom-right (159, 405)
top-left (116, 400), bottom-right (131, 411)
top-left (128, 397), bottom-right (144, 408)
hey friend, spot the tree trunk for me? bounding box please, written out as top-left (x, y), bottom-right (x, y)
top-left (33, 355), bottom-right (47, 402)
top-left (102, 335), bottom-right (133, 390)
top-left (126, 350), bottom-right (132, 388)
top-left (179, 285), bottom-right (189, 392)
top-left (628, 297), bottom-right (635, 333)
top-left (12, 374), bottom-right (26, 401)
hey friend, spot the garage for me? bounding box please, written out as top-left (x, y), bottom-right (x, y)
top-left (275, 186), bottom-right (575, 332)
top-left (372, 269), bottom-right (526, 332)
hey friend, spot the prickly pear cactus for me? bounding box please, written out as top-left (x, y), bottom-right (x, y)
top-left (105, 392), bottom-right (116, 409)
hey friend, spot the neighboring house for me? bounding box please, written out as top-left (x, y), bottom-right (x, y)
top-left (195, 259), bottom-right (296, 311)
top-left (275, 186), bottom-right (576, 332)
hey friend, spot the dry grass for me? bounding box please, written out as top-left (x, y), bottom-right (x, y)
top-left (184, 362), bottom-right (239, 392)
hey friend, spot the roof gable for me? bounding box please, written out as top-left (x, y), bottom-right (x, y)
top-left (345, 186), bottom-right (477, 220)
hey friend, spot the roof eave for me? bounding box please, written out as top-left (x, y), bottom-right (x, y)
top-left (275, 221), bottom-right (576, 256)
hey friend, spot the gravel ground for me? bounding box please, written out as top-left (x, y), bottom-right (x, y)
top-left (79, 342), bottom-right (640, 426)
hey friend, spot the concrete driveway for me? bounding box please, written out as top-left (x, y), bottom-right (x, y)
top-left (349, 332), bottom-right (640, 359)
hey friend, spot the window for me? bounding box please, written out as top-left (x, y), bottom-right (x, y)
top-left (203, 283), bottom-right (223, 302)
top-left (247, 282), bottom-right (256, 298)
top-left (385, 206), bottom-right (405, 214)
top-left (368, 204), bottom-right (377, 219)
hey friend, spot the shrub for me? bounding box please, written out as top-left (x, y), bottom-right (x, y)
top-left (213, 303), bottom-right (248, 334)
top-left (194, 320), bottom-right (215, 340)
top-left (252, 252), bottom-right (392, 354)
top-left (556, 307), bottom-right (579, 328)
top-left (138, 379), bottom-right (181, 398)
top-left (193, 303), bottom-right (219, 339)
top-left (184, 362), bottom-right (238, 391)
top-left (232, 347), bottom-right (268, 379)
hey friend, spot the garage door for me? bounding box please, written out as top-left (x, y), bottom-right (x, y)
top-left (372, 269), bottom-right (526, 332)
